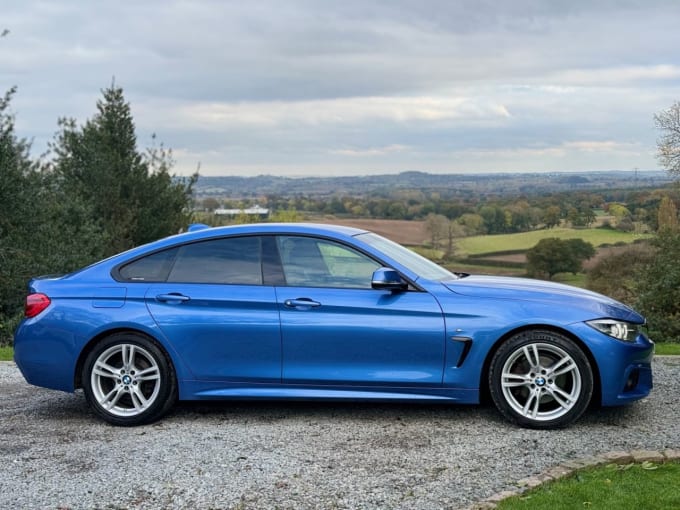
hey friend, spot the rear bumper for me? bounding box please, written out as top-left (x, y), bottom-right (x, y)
top-left (14, 319), bottom-right (77, 392)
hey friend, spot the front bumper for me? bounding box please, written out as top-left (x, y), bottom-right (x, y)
top-left (570, 322), bottom-right (654, 406)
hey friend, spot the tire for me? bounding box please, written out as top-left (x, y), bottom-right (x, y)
top-left (82, 332), bottom-right (177, 426)
top-left (488, 330), bottom-right (593, 429)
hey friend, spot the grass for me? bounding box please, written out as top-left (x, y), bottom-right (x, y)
top-left (410, 246), bottom-right (446, 260)
top-left (552, 273), bottom-right (587, 288)
top-left (655, 343), bottom-right (680, 355)
top-left (497, 461), bottom-right (680, 510)
top-left (0, 346), bottom-right (13, 361)
top-left (457, 228), bottom-right (651, 256)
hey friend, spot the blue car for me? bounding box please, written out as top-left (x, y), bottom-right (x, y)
top-left (14, 223), bottom-right (653, 428)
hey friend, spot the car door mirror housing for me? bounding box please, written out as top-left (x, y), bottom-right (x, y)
top-left (371, 268), bottom-right (408, 291)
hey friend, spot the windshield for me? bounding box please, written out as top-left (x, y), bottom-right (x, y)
top-left (356, 232), bottom-right (457, 281)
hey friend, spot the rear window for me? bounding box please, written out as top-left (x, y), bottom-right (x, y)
top-left (117, 236), bottom-right (264, 285)
top-left (167, 237), bottom-right (262, 285)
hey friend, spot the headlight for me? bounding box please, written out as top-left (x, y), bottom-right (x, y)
top-left (586, 319), bottom-right (640, 342)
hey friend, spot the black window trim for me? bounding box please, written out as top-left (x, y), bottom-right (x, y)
top-left (112, 234), bottom-right (267, 285)
top-left (271, 233), bottom-right (423, 292)
top-left (111, 231), bottom-right (423, 291)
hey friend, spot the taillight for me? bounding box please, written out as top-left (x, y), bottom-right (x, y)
top-left (25, 293), bottom-right (51, 318)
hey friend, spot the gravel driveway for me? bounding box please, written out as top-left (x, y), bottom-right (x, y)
top-left (1, 357), bottom-right (679, 510)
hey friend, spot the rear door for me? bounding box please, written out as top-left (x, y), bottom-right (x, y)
top-left (124, 236), bottom-right (282, 382)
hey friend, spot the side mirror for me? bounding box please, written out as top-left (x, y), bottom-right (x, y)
top-left (371, 267), bottom-right (408, 291)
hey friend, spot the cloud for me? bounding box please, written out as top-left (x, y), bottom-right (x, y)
top-left (330, 145), bottom-right (410, 157)
top-left (162, 96), bottom-right (511, 130)
top-left (2, 0), bottom-right (680, 175)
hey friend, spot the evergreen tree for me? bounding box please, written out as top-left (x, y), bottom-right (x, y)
top-left (52, 84), bottom-right (197, 256)
top-left (0, 89), bottom-right (104, 343)
top-left (0, 87), bottom-right (38, 340)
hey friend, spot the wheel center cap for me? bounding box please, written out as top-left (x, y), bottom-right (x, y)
top-left (535, 377), bottom-right (546, 387)
top-left (122, 375), bottom-right (133, 385)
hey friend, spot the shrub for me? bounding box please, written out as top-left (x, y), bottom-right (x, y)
top-left (586, 242), bottom-right (655, 306)
top-left (636, 232), bottom-right (680, 342)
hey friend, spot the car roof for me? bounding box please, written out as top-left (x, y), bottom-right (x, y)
top-left (65, 223), bottom-right (372, 280)
top-left (178, 222), bottom-right (367, 241)
top-left (125, 222), bottom-right (369, 260)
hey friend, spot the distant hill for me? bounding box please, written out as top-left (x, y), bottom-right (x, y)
top-left (194, 170), bottom-right (672, 198)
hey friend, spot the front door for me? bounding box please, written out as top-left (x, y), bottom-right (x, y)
top-left (275, 235), bottom-right (445, 386)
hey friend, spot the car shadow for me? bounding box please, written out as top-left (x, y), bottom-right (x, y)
top-left (170, 398), bottom-right (505, 426)
top-left (16, 388), bottom-right (647, 431)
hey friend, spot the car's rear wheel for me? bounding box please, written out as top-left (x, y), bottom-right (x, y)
top-left (82, 333), bottom-right (177, 426)
top-left (489, 330), bottom-right (593, 429)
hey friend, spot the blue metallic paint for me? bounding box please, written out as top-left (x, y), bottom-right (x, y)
top-left (14, 223), bottom-right (654, 413)
top-left (278, 286), bottom-right (445, 385)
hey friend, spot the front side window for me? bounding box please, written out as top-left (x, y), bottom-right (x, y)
top-left (277, 236), bottom-right (381, 288)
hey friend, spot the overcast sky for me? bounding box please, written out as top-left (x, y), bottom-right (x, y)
top-left (3, 0), bottom-right (680, 177)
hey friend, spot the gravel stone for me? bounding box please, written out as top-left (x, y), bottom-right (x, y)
top-left (1, 356), bottom-right (679, 509)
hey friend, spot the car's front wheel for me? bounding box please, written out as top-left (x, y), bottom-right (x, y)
top-left (489, 330), bottom-right (593, 429)
top-left (82, 333), bottom-right (177, 426)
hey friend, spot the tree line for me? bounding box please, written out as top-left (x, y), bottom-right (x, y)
top-left (203, 185), bottom-right (678, 236)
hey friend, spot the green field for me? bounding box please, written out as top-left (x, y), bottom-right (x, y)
top-left (444, 261), bottom-right (527, 276)
top-left (457, 228), bottom-right (651, 256)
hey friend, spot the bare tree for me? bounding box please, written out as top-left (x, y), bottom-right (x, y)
top-left (425, 213), bottom-right (448, 250)
top-left (446, 220), bottom-right (464, 258)
top-left (658, 196), bottom-right (679, 233)
top-left (655, 102), bottom-right (680, 177)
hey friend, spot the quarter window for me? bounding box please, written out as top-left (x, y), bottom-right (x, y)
top-left (119, 248), bottom-right (179, 282)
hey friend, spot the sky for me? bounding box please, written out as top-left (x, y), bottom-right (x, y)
top-left (2, 0), bottom-right (680, 177)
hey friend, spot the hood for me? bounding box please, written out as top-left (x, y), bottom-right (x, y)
top-left (443, 275), bottom-right (644, 323)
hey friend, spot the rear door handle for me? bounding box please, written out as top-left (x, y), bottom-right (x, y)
top-left (284, 298), bottom-right (321, 309)
top-left (156, 293), bottom-right (190, 303)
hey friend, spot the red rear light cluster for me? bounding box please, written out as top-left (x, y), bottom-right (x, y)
top-left (25, 293), bottom-right (51, 318)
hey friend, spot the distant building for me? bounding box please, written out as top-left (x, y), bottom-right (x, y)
top-left (214, 205), bottom-right (269, 218)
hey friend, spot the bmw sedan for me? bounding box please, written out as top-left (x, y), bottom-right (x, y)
top-left (14, 223), bottom-right (654, 428)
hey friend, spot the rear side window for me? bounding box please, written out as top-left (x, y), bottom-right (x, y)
top-left (168, 237), bottom-right (262, 285)
top-left (119, 248), bottom-right (179, 282)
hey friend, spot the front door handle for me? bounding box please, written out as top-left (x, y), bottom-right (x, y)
top-left (284, 298), bottom-right (321, 309)
top-left (156, 293), bottom-right (190, 303)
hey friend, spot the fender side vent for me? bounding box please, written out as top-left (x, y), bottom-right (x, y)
top-left (451, 336), bottom-right (473, 367)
